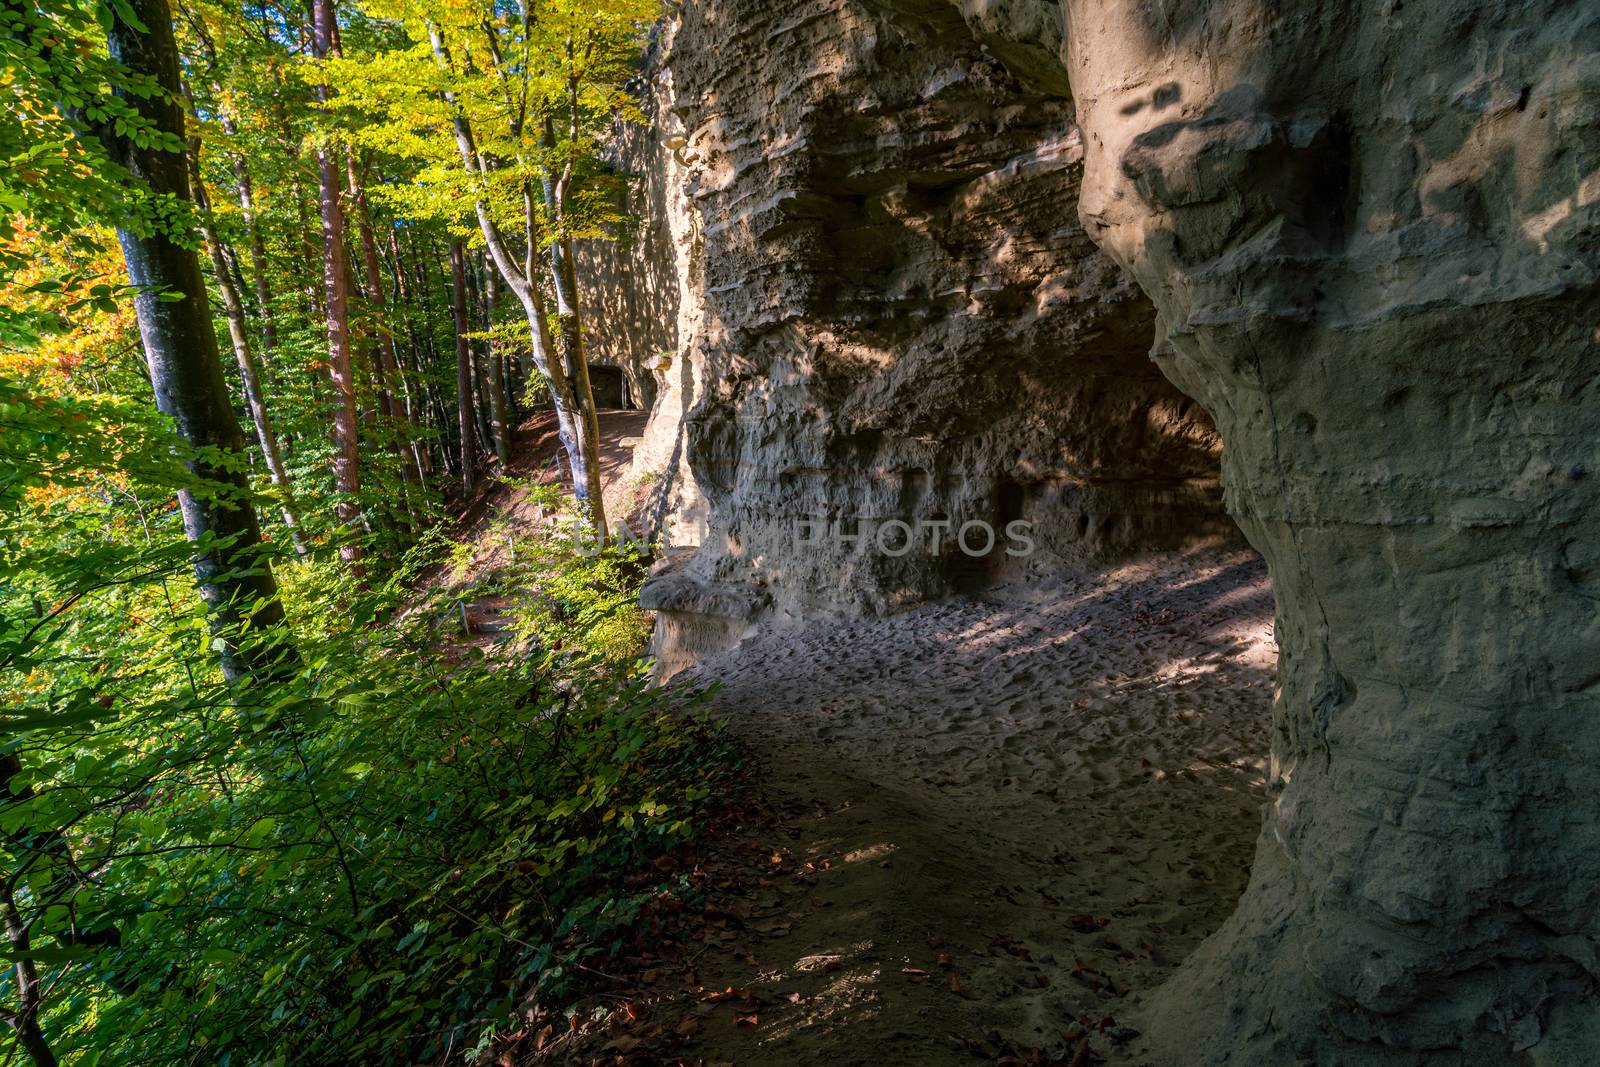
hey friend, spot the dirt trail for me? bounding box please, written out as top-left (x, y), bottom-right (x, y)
top-left (466, 416), bottom-right (1276, 1066)
top-left (422, 409), bottom-right (652, 643)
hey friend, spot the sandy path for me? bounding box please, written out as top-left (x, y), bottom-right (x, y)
top-left (444, 418), bottom-right (1277, 1064)
top-left (648, 550), bottom-right (1276, 1064)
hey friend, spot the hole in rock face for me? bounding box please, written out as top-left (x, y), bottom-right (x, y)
top-left (997, 478), bottom-right (1026, 528)
top-left (587, 363), bottom-right (632, 409)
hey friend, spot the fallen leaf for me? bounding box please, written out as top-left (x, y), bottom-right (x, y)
top-left (735, 1014), bottom-right (760, 1028)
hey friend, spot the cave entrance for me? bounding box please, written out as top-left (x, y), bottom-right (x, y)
top-left (587, 363), bottom-right (637, 410)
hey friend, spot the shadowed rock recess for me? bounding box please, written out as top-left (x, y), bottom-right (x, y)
top-left (602, 0), bottom-right (1600, 1061)
top-left (623, 0), bottom-right (1232, 673)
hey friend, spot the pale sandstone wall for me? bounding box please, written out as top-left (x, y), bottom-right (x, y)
top-left (603, 2), bottom-right (1600, 1057)
top-left (573, 96), bottom-right (676, 412)
top-left (634, 0), bottom-right (1229, 662)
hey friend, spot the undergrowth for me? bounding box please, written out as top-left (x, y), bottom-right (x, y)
top-left (2, 486), bottom-right (734, 1065)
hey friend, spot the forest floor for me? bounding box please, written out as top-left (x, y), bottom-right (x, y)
top-left (446, 414), bottom-right (1277, 1067)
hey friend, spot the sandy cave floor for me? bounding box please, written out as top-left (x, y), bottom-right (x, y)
top-left (443, 414), bottom-right (1278, 1065)
top-left (645, 549), bottom-right (1277, 1066)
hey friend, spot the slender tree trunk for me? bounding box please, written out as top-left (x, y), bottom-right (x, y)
top-left (345, 157), bottom-right (423, 527)
top-left (311, 0), bottom-right (363, 569)
top-left (189, 162), bottom-right (311, 556)
top-left (428, 24), bottom-right (606, 540)
top-left (2, 891), bottom-right (56, 1067)
top-left (384, 224), bottom-right (435, 487)
top-left (481, 254), bottom-right (512, 467)
top-left (450, 241), bottom-right (477, 496)
top-left (502, 330), bottom-right (519, 418)
top-left (228, 137), bottom-right (276, 355)
top-left (288, 166), bottom-right (319, 318)
top-left (89, 0), bottom-right (293, 683)
top-left (464, 257), bottom-right (494, 455)
top-left (541, 114), bottom-right (608, 539)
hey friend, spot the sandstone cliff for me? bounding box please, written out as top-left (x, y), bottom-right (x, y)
top-left (594, 0), bottom-right (1600, 1061)
top-left (623, 0), bottom-right (1231, 677)
top-left (1065, 1), bottom-right (1600, 1061)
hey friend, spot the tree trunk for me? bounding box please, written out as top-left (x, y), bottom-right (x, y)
top-left (184, 95), bottom-right (310, 558)
top-left (464, 256), bottom-right (494, 455)
top-left (311, 0), bottom-right (363, 569)
top-left (2, 892), bottom-right (56, 1067)
top-left (91, 0), bottom-right (293, 684)
top-left (428, 24), bottom-right (605, 540)
top-left (450, 241), bottom-right (477, 496)
top-left (346, 156), bottom-right (424, 526)
top-left (289, 166), bottom-right (320, 319)
top-left (481, 254), bottom-right (512, 467)
top-left (383, 224), bottom-right (435, 488)
top-left (227, 137), bottom-right (276, 357)
top-left (196, 192), bottom-right (311, 558)
top-left (540, 115), bottom-right (607, 540)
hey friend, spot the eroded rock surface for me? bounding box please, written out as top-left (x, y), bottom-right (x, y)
top-left (1062, 1), bottom-right (1600, 1061)
top-left (598, 0), bottom-right (1599, 1060)
top-left (632, 0), bottom-right (1229, 662)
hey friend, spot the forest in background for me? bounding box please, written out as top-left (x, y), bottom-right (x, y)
top-left (0, 0), bottom-right (730, 1063)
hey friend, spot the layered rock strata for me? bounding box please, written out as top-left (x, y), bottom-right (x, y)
top-left (635, 0), bottom-right (1229, 666)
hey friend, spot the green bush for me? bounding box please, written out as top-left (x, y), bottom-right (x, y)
top-left (3, 518), bottom-right (732, 1066)
top-left (495, 481), bottom-right (655, 665)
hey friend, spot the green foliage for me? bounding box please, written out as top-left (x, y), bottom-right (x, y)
top-left (2, 453), bottom-right (730, 1065)
top-left (327, 0), bottom-right (658, 263)
top-left (2, 2), bottom-right (701, 1061)
top-left (498, 485), bottom-right (655, 664)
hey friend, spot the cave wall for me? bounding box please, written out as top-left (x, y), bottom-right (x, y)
top-left (631, 0), bottom-right (1230, 662)
top-left (1058, 1), bottom-right (1600, 1062)
top-left (573, 99), bottom-right (678, 413)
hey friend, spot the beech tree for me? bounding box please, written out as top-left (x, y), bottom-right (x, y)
top-left (330, 0), bottom-right (658, 540)
top-left (82, 0), bottom-right (293, 682)
top-left (309, 0), bottom-right (364, 566)
top-left (184, 101), bottom-right (311, 557)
